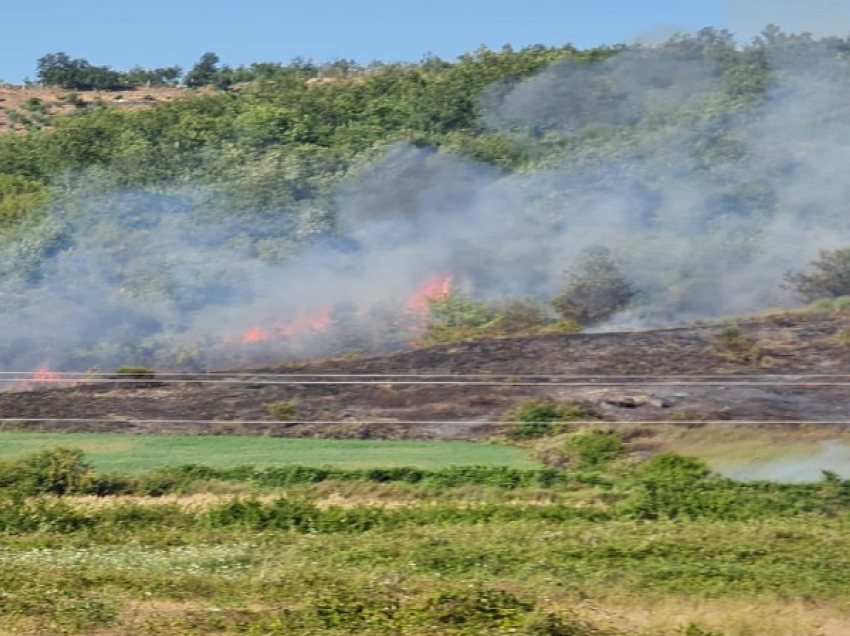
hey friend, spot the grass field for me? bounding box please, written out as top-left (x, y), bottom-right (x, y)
top-left (0, 431), bottom-right (539, 472)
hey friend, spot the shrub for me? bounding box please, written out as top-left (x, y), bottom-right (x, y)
top-left (425, 293), bottom-right (501, 344)
top-left (715, 323), bottom-right (760, 363)
top-left (508, 399), bottom-right (602, 439)
top-left (563, 429), bottom-right (625, 469)
top-left (114, 365), bottom-right (156, 379)
top-left (267, 401), bottom-right (298, 421)
top-left (24, 97), bottom-right (44, 113)
top-left (0, 447), bottom-right (97, 496)
top-left (495, 298), bottom-right (553, 333)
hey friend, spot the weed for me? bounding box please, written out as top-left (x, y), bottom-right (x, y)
top-left (715, 323), bottom-right (761, 363)
top-left (266, 401), bottom-right (298, 421)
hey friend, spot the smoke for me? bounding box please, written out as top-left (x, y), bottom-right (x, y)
top-left (6, 35), bottom-right (850, 370)
top-left (725, 0), bottom-right (850, 40)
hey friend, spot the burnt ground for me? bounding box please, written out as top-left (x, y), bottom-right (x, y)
top-left (3, 312), bottom-right (850, 439)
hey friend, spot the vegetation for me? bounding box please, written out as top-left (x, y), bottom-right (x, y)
top-left (785, 247), bottom-right (850, 302)
top-left (0, 432), bottom-right (539, 471)
top-left (113, 364), bottom-right (156, 379)
top-left (266, 400), bottom-right (298, 421)
top-left (508, 399), bottom-right (604, 439)
top-left (0, 445), bottom-right (849, 633)
top-left (552, 246), bottom-right (635, 326)
top-left (6, 28), bottom-right (850, 635)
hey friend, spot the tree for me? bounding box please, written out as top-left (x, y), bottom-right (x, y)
top-left (552, 246), bottom-right (635, 326)
top-left (784, 247), bottom-right (850, 302)
top-left (36, 52), bottom-right (127, 90)
top-left (185, 52), bottom-right (221, 88)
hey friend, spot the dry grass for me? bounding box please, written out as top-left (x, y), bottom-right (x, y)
top-left (624, 422), bottom-right (850, 462)
top-left (609, 596), bottom-right (850, 636)
top-left (0, 86), bottom-right (205, 133)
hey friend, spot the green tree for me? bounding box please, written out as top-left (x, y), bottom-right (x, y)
top-left (185, 52), bottom-right (221, 88)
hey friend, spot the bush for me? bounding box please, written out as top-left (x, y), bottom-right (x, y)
top-left (425, 293), bottom-right (501, 344)
top-left (113, 365), bottom-right (156, 379)
top-left (267, 401), bottom-right (298, 421)
top-left (563, 429), bottom-right (625, 469)
top-left (715, 323), bottom-right (761, 363)
top-left (495, 298), bottom-right (553, 333)
top-left (0, 447), bottom-right (97, 496)
top-left (508, 399), bottom-right (602, 439)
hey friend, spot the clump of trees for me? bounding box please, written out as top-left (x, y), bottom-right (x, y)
top-left (36, 52), bottom-right (182, 90)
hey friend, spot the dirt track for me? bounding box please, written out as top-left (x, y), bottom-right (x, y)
top-left (3, 313), bottom-right (850, 438)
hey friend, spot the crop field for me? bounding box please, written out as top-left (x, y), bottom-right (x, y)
top-left (0, 431), bottom-right (538, 472)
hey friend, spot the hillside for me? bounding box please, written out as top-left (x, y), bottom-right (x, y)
top-left (5, 312), bottom-right (850, 439)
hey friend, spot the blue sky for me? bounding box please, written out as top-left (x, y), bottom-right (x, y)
top-left (0, 0), bottom-right (798, 82)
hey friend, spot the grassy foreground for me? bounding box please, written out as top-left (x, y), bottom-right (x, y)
top-left (3, 433), bottom-right (850, 634)
top-left (0, 431), bottom-right (539, 471)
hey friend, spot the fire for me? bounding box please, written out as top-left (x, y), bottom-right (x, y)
top-left (239, 307), bottom-right (331, 344)
top-left (242, 326), bottom-right (274, 344)
top-left (31, 367), bottom-right (61, 382)
top-left (21, 366), bottom-right (63, 390)
top-left (278, 308), bottom-right (331, 337)
top-left (407, 272), bottom-right (453, 318)
top-left (231, 273), bottom-right (452, 347)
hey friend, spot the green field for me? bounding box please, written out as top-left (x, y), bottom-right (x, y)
top-left (0, 432), bottom-right (538, 472)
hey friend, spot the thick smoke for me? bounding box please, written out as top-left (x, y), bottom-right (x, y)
top-left (6, 37), bottom-right (850, 370)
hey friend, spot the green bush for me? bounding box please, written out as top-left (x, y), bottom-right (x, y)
top-left (266, 401), bottom-right (298, 421)
top-left (0, 447), bottom-right (97, 496)
top-left (563, 429), bottom-right (625, 469)
top-left (508, 399), bottom-right (602, 439)
top-left (113, 365), bottom-right (156, 379)
top-left (425, 293), bottom-right (502, 344)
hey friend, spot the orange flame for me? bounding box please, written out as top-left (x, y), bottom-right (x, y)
top-left (31, 367), bottom-right (60, 382)
top-left (231, 273), bottom-right (452, 347)
top-left (23, 366), bottom-right (62, 389)
top-left (242, 326), bottom-right (275, 344)
top-left (407, 272), bottom-right (453, 318)
top-left (278, 308), bottom-right (331, 337)
top-left (239, 307), bottom-right (332, 344)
